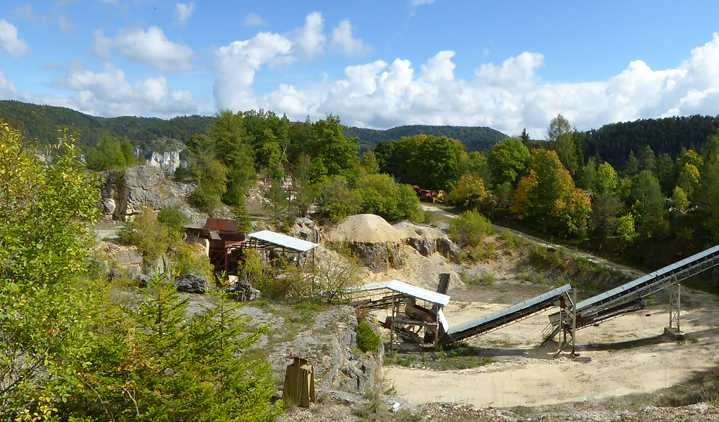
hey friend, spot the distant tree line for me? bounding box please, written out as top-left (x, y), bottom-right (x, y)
top-left (345, 124), bottom-right (508, 152)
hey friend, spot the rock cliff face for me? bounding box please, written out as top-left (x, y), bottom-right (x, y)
top-left (266, 306), bottom-right (383, 393)
top-left (101, 165), bottom-right (194, 220)
top-left (145, 150), bottom-right (183, 174)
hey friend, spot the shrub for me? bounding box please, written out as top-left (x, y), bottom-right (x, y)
top-left (449, 209), bottom-right (493, 249)
top-left (314, 175), bottom-right (362, 223)
top-left (357, 320), bottom-right (381, 352)
top-left (118, 206), bottom-right (171, 263)
top-left (158, 205), bottom-right (188, 243)
top-left (173, 243), bottom-right (214, 279)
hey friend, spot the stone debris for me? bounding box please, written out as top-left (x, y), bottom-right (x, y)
top-left (173, 274), bottom-right (211, 293)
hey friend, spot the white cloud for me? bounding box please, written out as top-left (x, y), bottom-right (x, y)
top-left (91, 26), bottom-right (195, 72)
top-left (52, 63), bottom-right (199, 117)
top-left (244, 13), bottom-right (267, 27)
top-left (90, 29), bottom-right (113, 60)
top-left (211, 31), bottom-right (293, 111)
top-left (175, 2), bottom-right (195, 27)
top-left (292, 12), bottom-right (326, 60)
top-left (57, 15), bottom-right (76, 33)
top-left (331, 19), bottom-right (372, 57)
top-left (0, 70), bottom-right (32, 101)
top-left (12, 4), bottom-right (43, 23)
top-left (0, 19), bottom-right (30, 58)
top-left (258, 33), bottom-right (719, 137)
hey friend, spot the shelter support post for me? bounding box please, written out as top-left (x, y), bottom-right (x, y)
top-left (389, 296), bottom-right (396, 352)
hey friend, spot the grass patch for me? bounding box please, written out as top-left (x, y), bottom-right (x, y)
top-left (461, 270), bottom-right (496, 286)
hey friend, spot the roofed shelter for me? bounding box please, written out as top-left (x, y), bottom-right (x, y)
top-left (245, 230), bottom-right (318, 268)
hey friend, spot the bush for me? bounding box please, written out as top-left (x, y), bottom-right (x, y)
top-left (449, 209), bottom-right (493, 249)
top-left (357, 320), bottom-right (381, 352)
top-left (118, 206), bottom-right (171, 263)
top-left (158, 205), bottom-right (188, 242)
top-left (314, 175), bottom-right (362, 223)
top-left (356, 173), bottom-right (423, 222)
top-left (173, 243), bottom-right (214, 279)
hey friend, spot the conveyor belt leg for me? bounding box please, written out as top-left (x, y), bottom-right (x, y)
top-left (666, 283), bottom-right (685, 340)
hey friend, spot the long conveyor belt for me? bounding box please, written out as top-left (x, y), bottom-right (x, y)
top-left (440, 284), bottom-right (571, 344)
top-left (547, 244), bottom-right (719, 336)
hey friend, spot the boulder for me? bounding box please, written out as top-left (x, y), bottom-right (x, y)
top-left (174, 274), bottom-right (211, 293)
top-left (227, 282), bottom-right (261, 302)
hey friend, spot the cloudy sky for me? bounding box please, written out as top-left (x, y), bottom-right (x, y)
top-left (1, 0), bottom-right (719, 137)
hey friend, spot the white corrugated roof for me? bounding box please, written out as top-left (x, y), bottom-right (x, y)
top-left (246, 230), bottom-right (319, 252)
top-left (355, 280), bottom-right (450, 306)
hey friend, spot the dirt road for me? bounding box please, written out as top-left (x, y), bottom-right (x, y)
top-left (421, 203), bottom-right (643, 278)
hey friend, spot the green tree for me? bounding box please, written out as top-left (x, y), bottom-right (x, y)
top-left (546, 114), bottom-right (571, 143)
top-left (625, 150), bottom-right (639, 176)
top-left (629, 170), bottom-right (666, 239)
top-left (591, 193), bottom-right (622, 238)
top-left (291, 153), bottom-right (313, 218)
top-left (243, 109), bottom-right (290, 178)
top-left (60, 277), bottom-right (280, 421)
top-left (212, 110), bottom-right (256, 205)
top-left (308, 114), bottom-right (360, 183)
top-left (118, 206), bottom-right (174, 263)
top-left (655, 152), bottom-right (675, 195)
top-left (359, 150), bottom-right (380, 174)
top-left (454, 172), bottom-right (490, 209)
top-left (189, 153), bottom-right (228, 215)
top-left (511, 149), bottom-right (591, 237)
top-left (158, 205), bottom-right (189, 243)
top-left (616, 213), bottom-right (638, 244)
top-left (265, 177), bottom-right (290, 224)
top-left (449, 210), bottom-right (493, 261)
top-left (232, 194), bottom-right (253, 234)
top-left (594, 161), bottom-right (619, 195)
top-left (674, 149), bottom-right (703, 196)
top-left (0, 124), bottom-right (101, 418)
top-left (520, 128), bottom-right (531, 147)
top-left (638, 145), bottom-right (656, 172)
top-left (86, 134), bottom-right (134, 171)
top-left (671, 186), bottom-right (689, 212)
top-left (355, 173), bottom-right (423, 222)
top-left (487, 137), bottom-right (530, 186)
top-left (314, 175), bottom-right (362, 223)
top-left (376, 135), bottom-right (466, 191)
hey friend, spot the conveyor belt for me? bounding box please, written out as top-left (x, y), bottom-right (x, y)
top-left (440, 284), bottom-right (571, 344)
top-left (548, 244), bottom-right (719, 332)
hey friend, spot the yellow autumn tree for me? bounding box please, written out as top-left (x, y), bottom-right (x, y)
top-left (511, 149), bottom-right (591, 237)
top-left (454, 172), bottom-right (490, 208)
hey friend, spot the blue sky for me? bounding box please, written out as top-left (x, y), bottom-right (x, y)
top-left (1, 0), bottom-right (719, 137)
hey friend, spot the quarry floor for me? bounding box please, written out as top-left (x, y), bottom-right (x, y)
top-left (379, 283), bottom-right (719, 411)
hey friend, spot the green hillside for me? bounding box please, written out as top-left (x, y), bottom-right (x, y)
top-left (0, 100), bottom-right (213, 148)
top-left (344, 124), bottom-right (509, 152)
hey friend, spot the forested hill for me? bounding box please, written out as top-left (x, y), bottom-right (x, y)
top-left (583, 115), bottom-right (719, 169)
top-left (344, 125), bottom-right (509, 152)
top-left (0, 100), bottom-right (213, 148)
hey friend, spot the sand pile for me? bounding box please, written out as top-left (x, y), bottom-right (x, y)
top-left (325, 214), bottom-right (404, 244)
